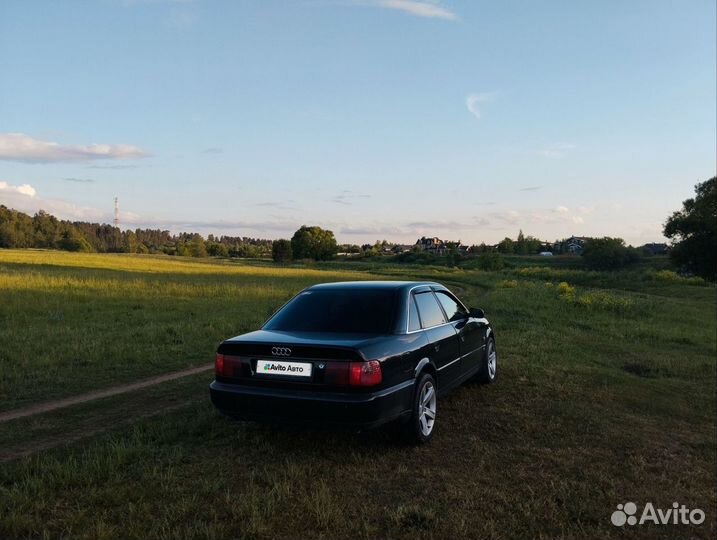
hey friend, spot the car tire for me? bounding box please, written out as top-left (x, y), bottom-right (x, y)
top-left (403, 372), bottom-right (438, 444)
top-left (474, 337), bottom-right (497, 384)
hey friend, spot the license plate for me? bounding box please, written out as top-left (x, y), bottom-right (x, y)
top-left (256, 360), bottom-right (312, 378)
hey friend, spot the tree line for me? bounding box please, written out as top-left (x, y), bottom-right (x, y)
top-left (0, 206), bottom-right (273, 258)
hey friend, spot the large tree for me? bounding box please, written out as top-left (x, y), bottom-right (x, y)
top-left (291, 225), bottom-right (337, 261)
top-left (664, 177), bottom-right (716, 280)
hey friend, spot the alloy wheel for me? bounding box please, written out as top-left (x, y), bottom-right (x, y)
top-left (487, 341), bottom-right (497, 379)
top-left (418, 380), bottom-right (437, 436)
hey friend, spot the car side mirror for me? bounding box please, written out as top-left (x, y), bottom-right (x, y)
top-left (469, 307), bottom-right (485, 319)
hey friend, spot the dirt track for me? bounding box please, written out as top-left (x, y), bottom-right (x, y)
top-left (0, 402), bottom-right (194, 462)
top-left (0, 364), bottom-right (213, 424)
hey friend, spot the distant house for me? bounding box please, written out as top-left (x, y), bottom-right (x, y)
top-left (415, 236), bottom-right (469, 256)
top-left (416, 236), bottom-right (448, 255)
top-left (564, 236), bottom-right (586, 254)
top-left (640, 242), bottom-right (669, 255)
top-left (416, 236), bottom-right (442, 250)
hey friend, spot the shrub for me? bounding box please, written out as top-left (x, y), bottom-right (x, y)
top-left (272, 239), bottom-right (293, 264)
top-left (582, 237), bottom-right (641, 270)
top-left (514, 267), bottom-right (577, 280)
top-left (557, 281), bottom-right (575, 296)
top-left (476, 252), bottom-right (505, 271)
top-left (207, 242), bottom-right (229, 257)
top-left (648, 269), bottom-right (706, 286)
top-left (574, 291), bottom-right (634, 312)
top-left (498, 279), bottom-right (518, 288)
top-left (188, 238), bottom-right (208, 258)
top-left (654, 270), bottom-right (680, 281)
top-left (59, 230), bottom-right (93, 252)
top-left (553, 281), bottom-right (634, 312)
top-left (393, 251), bottom-right (436, 264)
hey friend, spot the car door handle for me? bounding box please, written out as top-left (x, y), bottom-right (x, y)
top-left (433, 344), bottom-right (440, 352)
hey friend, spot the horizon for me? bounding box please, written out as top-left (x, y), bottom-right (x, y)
top-left (0, 202), bottom-right (672, 248)
top-left (1, 1), bottom-right (715, 245)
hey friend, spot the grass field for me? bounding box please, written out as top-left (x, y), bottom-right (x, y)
top-left (0, 249), bottom-right (715, 539)
top-left (0, 250), bottom-right (371, 410)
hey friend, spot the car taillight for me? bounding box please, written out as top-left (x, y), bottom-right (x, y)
top-left (215, 353), bottom-right (225, 376)
top-left (349, 360), bottom-right (382, 387)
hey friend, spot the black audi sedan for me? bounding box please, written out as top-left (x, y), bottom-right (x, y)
top-left (210, 281), bottom-right (497, 443)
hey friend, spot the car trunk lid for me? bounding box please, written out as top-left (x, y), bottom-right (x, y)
top-left (216, 330), bottom-right (387, 390)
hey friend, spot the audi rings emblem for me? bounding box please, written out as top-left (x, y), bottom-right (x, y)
top-left (271, 347), bottom-right (292, 357)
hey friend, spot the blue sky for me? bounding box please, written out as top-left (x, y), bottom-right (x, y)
top-left (0, 0), bottom-right (714, 245)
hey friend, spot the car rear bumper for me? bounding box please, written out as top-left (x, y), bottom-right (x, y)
top-left (209, 379), bottom-right (414, 429)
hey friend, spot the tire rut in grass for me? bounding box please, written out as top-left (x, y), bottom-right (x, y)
top-left (0, 372), bottom-right (210, 462)
top-left (0, 364), bottom-right (212, 424)
top-left (0, 402), bottom-right (191, 462)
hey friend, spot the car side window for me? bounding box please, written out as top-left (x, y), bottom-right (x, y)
top-left (414, 292), bottom-right (446, 328)
top-left (435, 291), bottom-right (468, 322)
top-left (408, 295), bottom-right (421, 332)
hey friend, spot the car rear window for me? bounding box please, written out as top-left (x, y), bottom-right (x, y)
top-left (264, 289), bottom-right (398, 334)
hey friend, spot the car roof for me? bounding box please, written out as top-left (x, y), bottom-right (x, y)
top-left (307, 280), bottom-right (443, 291)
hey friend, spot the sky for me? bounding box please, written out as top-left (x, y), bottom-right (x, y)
top-left (0, 0), bottom-right (715, 246)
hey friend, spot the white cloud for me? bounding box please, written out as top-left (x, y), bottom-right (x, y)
top-left (536, 143), bottom-right (577, 159)
top-left (486, 205), bottom-right (589, 230)
top-left (487, 209), bottom-right (521, 225)
top-left (465, 93), bottom-right (495, 120)
top-left (0, 133), bottom-right (150, 163)
top-left (0, 181), bottom-right (104, 220)
top-left (0, 181), bottom-right (37, 198)
top-left (372, 1), bottom-right (457, 20)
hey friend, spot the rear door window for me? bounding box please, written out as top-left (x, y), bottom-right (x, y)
top-left (413, 292), bottom-right (446, 329)
top-left (435, 291), bottom-right (468, 322)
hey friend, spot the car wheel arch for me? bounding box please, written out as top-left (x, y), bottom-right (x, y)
top-left (486, 327), bottom-right (496, 345)
top-left (414, 357), bottom-right (438, 385)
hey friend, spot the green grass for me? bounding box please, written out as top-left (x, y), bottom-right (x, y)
top-left (0, 249), bottom-right (715, 539)
top-left (0, 250), bottom-right (374, 410)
